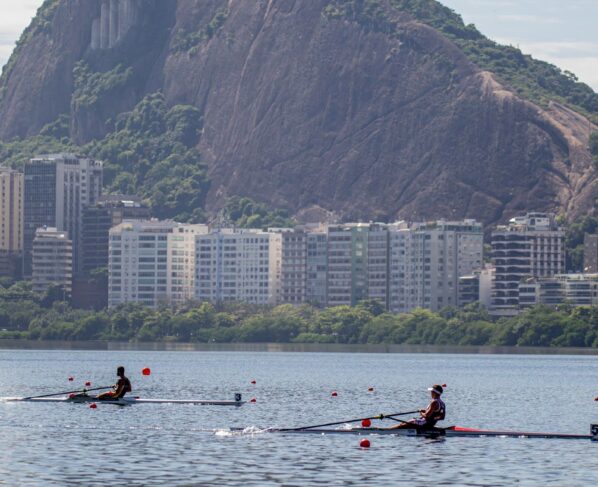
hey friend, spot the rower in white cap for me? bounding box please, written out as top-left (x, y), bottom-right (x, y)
top-left (391, 384), bottom-right (446, 430)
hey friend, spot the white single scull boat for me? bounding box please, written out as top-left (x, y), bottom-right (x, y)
top-left (4, 393), bottom-right (245, 407)
top-left (229, 424), bottom-right (598, 441)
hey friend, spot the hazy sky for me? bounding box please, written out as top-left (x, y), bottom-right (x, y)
top-left (0, 0), bottom-right (597, 90)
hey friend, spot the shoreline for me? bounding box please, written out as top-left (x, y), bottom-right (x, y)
top-left (1, 339), bottom-right (598, 355)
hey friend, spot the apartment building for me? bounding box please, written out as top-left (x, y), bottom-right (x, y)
top-left (306, 231), bottom-right (328, 306)
top-left (23, 154), bottom-right (102, 276)
top-left (278, 227), bottom-right (328, 307)
top-left (326, 223), bottom-right (388, 307)
top-left (519, 274), bottom-right (598, 308)
top-left (32, 227), bottom-right (73, 294)
top-left (491, 212), bottom-right (565, 315)
top-left (195, 228), bottom-right (282, 305)
top-left (584, 234), bottom-right (598, 273)
top-left (108, 220), bottom-right (207, 308)
top-left (279, 229), bottom-right (308, 304)
top-left (0, 168), bottom-right (23, 277)
top-left (388, 220), bottom-right (483, 313)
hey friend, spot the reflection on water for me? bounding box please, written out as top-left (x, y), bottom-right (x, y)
top-left (1, 350), bottom-right (598, 486)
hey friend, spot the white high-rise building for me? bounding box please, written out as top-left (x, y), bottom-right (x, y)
top-left (108, 220), bottom-right (207, 308)
top-left (388, 220), bottom-right (484, 313)
top-left (195, 229), bottom-right (282, 305)
top-left (491, 212), bottom-right (565, 316)
top-left (32, 227), bottom-right (72, 294)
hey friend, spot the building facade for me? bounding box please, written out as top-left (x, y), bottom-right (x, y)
top-left (388, 220), bottom-right (483, 313)
top-left (195, 229), bottom-right (282, 305)
top-left (23, 154), bottom-right (102, 277)
top-left (519, 274), bottom-right (598, 309)
top-left (491, 213), bottom-right (565, 315)
top-left (108, 220), bottom-right (207, 308)
top-left (279, 229), bottom-right (308, 304)
top-left (32, 227), bottom-right (73, 295)
top-left (277, 228), bottom-right (329, 307)
top-left (584, 234), bottom-right (598, 273)
top-left (81, 195), bottom-right (150, 276)
top-left (0, 168), bottom-right (24, 277)
top-left (306, 231), bottom-right (328, 306)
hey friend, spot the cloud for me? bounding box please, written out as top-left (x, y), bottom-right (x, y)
top-left (496, 14), bottom-right (560, 24)
top-left (495, 38), bottom-right (598, 91)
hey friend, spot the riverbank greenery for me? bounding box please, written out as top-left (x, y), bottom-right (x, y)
top-left (1, 283), bottom-right (597, 347)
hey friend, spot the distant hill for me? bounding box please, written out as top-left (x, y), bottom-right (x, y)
top-left (0, 0), bottom-right (596, 224)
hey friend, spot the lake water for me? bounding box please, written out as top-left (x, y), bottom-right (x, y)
top-left (1, 350), bottom-right (598, 486)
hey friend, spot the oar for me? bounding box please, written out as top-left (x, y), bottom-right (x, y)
top-left (279, 410), bottom-right (421, 432)
top-left (22, 386), bottom-right (113, 400)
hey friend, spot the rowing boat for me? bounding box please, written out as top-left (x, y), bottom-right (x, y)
top-left (229, 425), bottom-right (598, 441)
top-left (4, 393), bottom-right (245, 407)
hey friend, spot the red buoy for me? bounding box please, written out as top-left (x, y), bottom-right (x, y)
top-left (68, 376), bottom-right (74, 382)
top-left (594, 396), bottom-right (598, 401)
top-left (251, 380), bottom-right (256, 385)
top-left (331, 391), bottom-right (338, 397)
top-left (89, 403), bottom-right (97, 409)
top-left (362, 419), bottom-right (372, 428)
top-left (142, 367), bottom-right (151, 376)
top-left (85, 381), bottom-right (91, 387)
top-left (360, 438), bottom-right (371, 448)
top-left (69, 393), bottom-right (75, 399)
top-left (250, 398), bottom-right (257, 403)
top-left (442, 384), bottom-right (447, 387)
top-left (368, 387), bottom-right (374, 392)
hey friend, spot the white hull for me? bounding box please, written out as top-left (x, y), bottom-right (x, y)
top-left (4, 395), bottom-right (245, 406)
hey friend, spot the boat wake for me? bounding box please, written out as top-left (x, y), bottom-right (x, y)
top-left (215, 426), bottom-right (273, 437)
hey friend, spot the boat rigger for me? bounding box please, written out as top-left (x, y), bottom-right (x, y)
top-left (4, 393), bottom-right (245, 407)
top-left (228, 424), bottom-right (598, 441)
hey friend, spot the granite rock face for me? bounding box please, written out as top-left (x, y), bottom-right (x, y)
top-left (0, 0), bottom-right (596, 223)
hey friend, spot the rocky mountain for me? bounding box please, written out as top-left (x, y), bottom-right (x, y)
top-left (0, 0), bottom-right (596, 224)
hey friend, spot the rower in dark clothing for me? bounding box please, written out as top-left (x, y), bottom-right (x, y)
top-left (97, 366), bottom-right (132, 400)
top-left (391, 384), bottom-right (446, 430)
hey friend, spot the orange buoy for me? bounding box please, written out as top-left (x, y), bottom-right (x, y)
top-left (360, 438), bottom-right (371, 448)
top-left (362, 419), bottom-right (372, 428)
top-left (89, 403), bottom-right (97, 409)
top-left (142, 367), bottom-right (151, 376)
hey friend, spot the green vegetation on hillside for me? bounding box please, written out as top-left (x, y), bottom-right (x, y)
top-left (72, 62), bottom-right (134, 109)
top-left (564, 214), bottom-right (598, 272)
top-left (323, 0), bottom-right (398, 34)
top-left (323, 0), bottom-right (598, 122)
top-left (85, 92), bottom-right (209, 222)
top-left (1, 283), bottom-right (597, 347)
top-left (223, 196), bottom-right (295, 229)
top-left (171, 7), bottom-right (229, 55)
top-left (0, 134), bottom-right (73, 169)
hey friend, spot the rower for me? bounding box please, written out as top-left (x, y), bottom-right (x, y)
top-left (97, 366), bottom-right (132, 400)
top-left (391, 384), bottom-right (445, 430)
